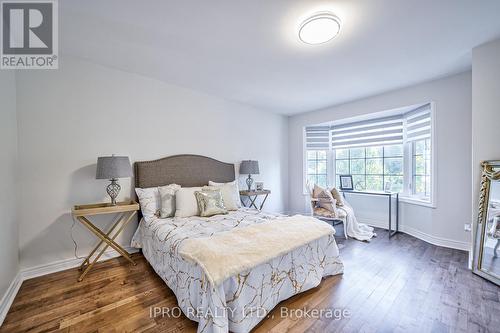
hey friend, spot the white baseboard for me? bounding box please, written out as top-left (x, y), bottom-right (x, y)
top-left (0, 272), bottom-right (22, 327)
top-left (399, 225), bottom-right (470, 251)
top-left (0, 246), bottom-right (139, 327)
top-left (357, 217), bottom-right (470, 251)
top-left (20, 246), bottom-right (139, 281)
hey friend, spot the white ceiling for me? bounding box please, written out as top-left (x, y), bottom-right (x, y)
top-left (60, 0), bottom-right (500, 115)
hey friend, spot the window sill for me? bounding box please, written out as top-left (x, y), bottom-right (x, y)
top-left (303, 191), bottom-right (436, 208)
top-left (399, 196), bottom-right (436, 208)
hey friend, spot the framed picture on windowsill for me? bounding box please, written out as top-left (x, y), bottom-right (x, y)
top-left (339, 175), bottom-right (354, 191)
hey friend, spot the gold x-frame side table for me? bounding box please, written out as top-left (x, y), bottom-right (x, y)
top-left (71, 201), bottom-right (140, 282)
top-left (239, 189), bottom-right (271, 210)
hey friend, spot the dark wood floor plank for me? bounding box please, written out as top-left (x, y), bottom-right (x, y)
top-left (1, 228), bottom-right (499, 333)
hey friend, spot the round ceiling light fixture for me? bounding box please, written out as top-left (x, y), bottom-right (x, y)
top-left (299, 12), bottom-right (341, 45)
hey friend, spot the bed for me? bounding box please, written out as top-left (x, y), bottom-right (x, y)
top-left (131, 155), bottom-right (344, 333)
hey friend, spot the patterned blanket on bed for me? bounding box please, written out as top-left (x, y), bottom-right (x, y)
top-left (131, 208), bottom-right (343, 333)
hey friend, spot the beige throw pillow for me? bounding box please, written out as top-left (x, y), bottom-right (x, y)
top-left (330, 187), bottom-right (345, 207)
top-left (175, 187), bottom-right (203, 217)
top-left (313, 184), bottom-right (337, 213)
top-left (208, 180), bottom-right (241, 210)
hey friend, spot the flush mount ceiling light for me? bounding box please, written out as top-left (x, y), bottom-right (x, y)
top-left (299, 12), bottom-right (341, 45)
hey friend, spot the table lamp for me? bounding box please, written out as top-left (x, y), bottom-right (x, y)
top-left (96, 155), bottom-right (132, 205)
top-left (240, 160), bottom-right (259, 191)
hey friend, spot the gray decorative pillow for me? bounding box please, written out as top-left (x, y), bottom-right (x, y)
top-left (135, 187), bottom-right (160, 221)
top-left (158, 184), bottom-right (181, 218)
top-left (195, 189), bottom-right (228, 217)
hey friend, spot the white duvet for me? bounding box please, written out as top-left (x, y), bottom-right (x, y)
top-left (131, 208), bottom-right (344, 333)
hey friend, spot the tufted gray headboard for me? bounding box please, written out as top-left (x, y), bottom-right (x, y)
top-left (134, 154), bottom-right (236, 189)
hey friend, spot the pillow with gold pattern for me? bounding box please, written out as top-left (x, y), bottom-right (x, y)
top-left (195, 189), bottom-right (228, 217)
top-left (313, 184), bottom-right (337, 213)
top-left (330, 187), bottom-right (345, 207)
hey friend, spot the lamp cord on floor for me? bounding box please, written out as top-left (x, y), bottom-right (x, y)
top-left (71, 215), bottom-right (85, 260)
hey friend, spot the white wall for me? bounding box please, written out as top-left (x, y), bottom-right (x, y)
top-left (0, 71), bottom-right (19, 298)
top-left (289, 72), bottom-right (472, 250)
top-left (16, 56), bottom-right (288, 269)
top-left (472, 38), bottom-right (500, 224)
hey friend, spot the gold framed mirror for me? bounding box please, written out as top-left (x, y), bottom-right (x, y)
top-left (473, 160), bottom-right (500, 286)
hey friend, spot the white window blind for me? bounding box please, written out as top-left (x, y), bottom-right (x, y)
top-left (305, 126), bottom-right (330, 150)
top-left (330, 115), bottom-right (404, 149)
top-left (405, 103), bottom-right (431, 141)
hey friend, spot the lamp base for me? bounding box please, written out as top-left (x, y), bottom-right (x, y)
top-left (246, 175), bottom-right (253, 191)
top-left (106, 179), bottom-right (121, 206)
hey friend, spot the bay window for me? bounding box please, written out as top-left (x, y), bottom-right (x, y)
top-left (304, 103), bottom-right (434, 205)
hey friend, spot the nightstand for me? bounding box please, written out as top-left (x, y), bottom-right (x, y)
top-left (239, 189), bottom-right (271, 210)
top-left (71, 200), bottom-right (140, 282)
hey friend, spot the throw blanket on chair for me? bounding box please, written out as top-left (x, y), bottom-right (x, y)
top-left (338, 199), bottom-right (377, 241)
top-left (178, 215), bottom-right (335, 286)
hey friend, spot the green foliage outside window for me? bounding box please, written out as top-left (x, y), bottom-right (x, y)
top-left (307, 150), bottom-right (328, 188)
top-left (335, 145), bottom-right (404, 192)
top-left (412, 139), bottom-right (431, 197)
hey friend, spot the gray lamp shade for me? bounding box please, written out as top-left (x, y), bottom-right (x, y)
top-left (240, 160), bottom-right (259, 175)
top-left (96, 156), bottom-right (132, 180)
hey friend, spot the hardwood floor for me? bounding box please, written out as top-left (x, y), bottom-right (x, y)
top-left (2, 228), bottom-right (499, 333)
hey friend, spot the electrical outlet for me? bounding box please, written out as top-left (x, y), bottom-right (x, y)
top-left (464, 223), bottom-right (472, 232)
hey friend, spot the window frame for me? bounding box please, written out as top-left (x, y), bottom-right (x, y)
top-left (400, 103), bottom-right (436, 207)
top-left (302, 102), bottom-right (436, 208)
top-left (332, 146), bottom-right (404, 193)
top-left (305, 150), bottom-right (329, 189)
top-left (411, 138), bottom-right (431, 198)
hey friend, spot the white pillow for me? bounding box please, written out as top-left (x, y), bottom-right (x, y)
top-left (175, 187), bottom-right (202, 217)
top-left (158, 184), bottom-right (181, 218)
top-left (208, 180), bottom-right (241, 210)
top-left (135, 187), bottom-right (160, 221)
